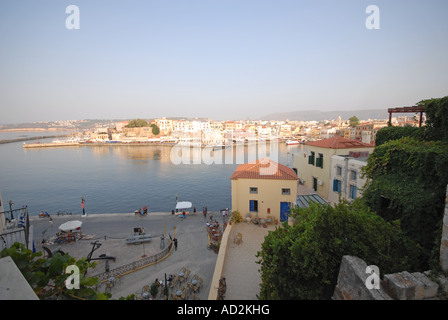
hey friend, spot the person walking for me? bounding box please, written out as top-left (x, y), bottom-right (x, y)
top-left (173, 238), bottom-right (178, 251)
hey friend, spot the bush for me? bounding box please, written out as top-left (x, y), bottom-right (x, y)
top-left (256, 201), bottom-right (422, 300)
top-left (229, 211), bottom-right (243, 224)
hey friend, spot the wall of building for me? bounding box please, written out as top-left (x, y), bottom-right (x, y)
top-left (231, 178), bottom-right (297, 222)
top-left (328, 155), bottom-right (368, 205)
top-left (293, 145), bottom-right (373, 200)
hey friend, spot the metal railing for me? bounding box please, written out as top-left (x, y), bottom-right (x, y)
top-left (94, 239), bottom-right (174, 282)
top-left (0, 206), bottom-right (30, 251)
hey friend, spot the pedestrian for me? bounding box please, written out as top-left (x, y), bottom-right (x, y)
top-left (173, 238), bottom-right (178, 251)
top-left (49, 217), bottom-right (53, 228)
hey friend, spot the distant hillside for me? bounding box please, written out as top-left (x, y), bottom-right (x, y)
top-left (261, 109), bottom-right (390, 121)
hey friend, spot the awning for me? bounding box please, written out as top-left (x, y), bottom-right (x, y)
top-left (295, 194), bottom-right (328, 209)
top-left (58, 220), bottom-right (82, 232)
top-left (175, 201), bottom-right (192, 210)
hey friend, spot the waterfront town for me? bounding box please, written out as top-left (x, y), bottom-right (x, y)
top-left (4, 104), bottom-right (448, 303)
top-left (6, 112), bottom-right (421, 147)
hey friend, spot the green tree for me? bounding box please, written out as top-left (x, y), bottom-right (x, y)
top-left (126, 119), bottom-right (149, 128)
top-left (362, 137), bottom-right (448, 269)
top-left (349, 116), bottom-right (359, 127)
top-left (418, 96), bottom-right (448, 142)
top-left (256, 200), bottom-right (421, 300)
top-left (150, 123), bottom-right (160, 135)
top-left (0, 242), bottom-right (109, 300)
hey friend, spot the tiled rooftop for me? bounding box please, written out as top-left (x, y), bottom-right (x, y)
top-left (230, 158), bottom-right (298, 181)
top-left (305, 137), bottom-right (374, 149)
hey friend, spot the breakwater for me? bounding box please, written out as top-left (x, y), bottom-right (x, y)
top-left (1, 134), bottom-right (69, 145)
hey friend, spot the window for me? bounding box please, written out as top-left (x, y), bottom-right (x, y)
top-left (249, 187), bottom-right (258, 194)
top-left (350, 185), bottom-right (357, 199)
top-left (249, 200), bottom-right (258, 212)
top-left (333, 179), bottom-right (342, 193)
top-left (308, 152), bottom-right (315, 165)
top-left (281, 188), bottom-right (291, 195)
top-left (316, 154), bottom-right (323, 168)
top-left (336, 166), bottom-right (342, 176)
top-left (351, 170), bottom-right (357, 181)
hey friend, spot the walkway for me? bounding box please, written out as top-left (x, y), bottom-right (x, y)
top-left (220, 222), bottom-right (276, 300)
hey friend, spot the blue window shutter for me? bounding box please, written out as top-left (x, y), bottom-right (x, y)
top-left (250, 200), bottom-right (254, 211)
top-left (333, 179), bottom-right (338, 192)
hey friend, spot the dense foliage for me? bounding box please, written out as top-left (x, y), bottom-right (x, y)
top-left (0, 242), bottom-right (109, 300)
top-left (362, 96), bottom-right (448, 269)
top-left (419, 96), bottom-right (448, 142)
top-left (256, 201), bottom-right (422, 300)
top-left (375, 126), bottom-right (426, 146)
top-left (150, 123), bottom-right (160, 135)
top-left (126, 119), bottom-right (149, 128)
top-left (362, 137), bottom-right (448, 269)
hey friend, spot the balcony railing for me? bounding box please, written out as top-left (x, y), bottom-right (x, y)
top-left (0, 206), bottom-right (30, 251)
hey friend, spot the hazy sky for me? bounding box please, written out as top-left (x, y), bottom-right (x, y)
top-left (1, 0), bottom-right (447, 123)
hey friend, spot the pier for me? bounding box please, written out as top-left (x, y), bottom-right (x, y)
top-left (0, 134), bottom-right (69, 145)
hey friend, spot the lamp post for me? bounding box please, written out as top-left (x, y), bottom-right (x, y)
top-left (7, 200), bottom-right (14, 220)
top-left (81, 196), bottom-right (86, 217)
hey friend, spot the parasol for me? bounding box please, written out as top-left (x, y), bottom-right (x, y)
top-left (175, 201), bottom-right (192, 210)
top-left (58, 220), bottom-right (82, 232)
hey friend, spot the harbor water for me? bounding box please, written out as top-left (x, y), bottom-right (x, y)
top-left (0, 132), bottom-right (302, 216)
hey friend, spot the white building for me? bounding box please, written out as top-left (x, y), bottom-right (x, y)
top-left (328, 152), bottom-right (369, 205)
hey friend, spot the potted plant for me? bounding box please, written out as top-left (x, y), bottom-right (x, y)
top-left (150, 282), bottom-right (159, 299)
top-left (229, 211), bottom-right (243, 224)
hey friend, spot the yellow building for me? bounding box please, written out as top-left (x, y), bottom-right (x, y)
top-left (292, 137), bottom-right (374, 200)
top-left (231, 159), bottom-right (298, 223)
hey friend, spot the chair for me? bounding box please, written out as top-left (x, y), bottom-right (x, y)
top-left (142, 285), bottom-right (150, 300)
top-left (193, 277), bottom-right (203, 293)
top-left (234, 232), bottom-right (243, 245)
top-left (170, 275), bottom-right (178, 288)
top-left (184, 269), bottom-right (190, 282)
top-left (135, 292), bottom-right (143, 300)
top-left (180, 290), bottom-right (188, 300)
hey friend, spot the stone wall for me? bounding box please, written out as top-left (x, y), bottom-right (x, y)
top-left (333, 184), bottom-right (448, 300)
top-left (332, 255), bottom-right (448, 300)
top-left (439, 185), bottom-right (448, 271)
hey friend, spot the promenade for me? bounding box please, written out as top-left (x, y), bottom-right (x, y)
top-left (30, 210), bottom-right (280, 300)
top-left (30, 211), bottom-right (218, 300)
top-left (219, 222), bottom-right (275, 300)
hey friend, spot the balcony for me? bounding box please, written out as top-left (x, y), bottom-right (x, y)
top-left (0, 207), bottom-right (31, 251)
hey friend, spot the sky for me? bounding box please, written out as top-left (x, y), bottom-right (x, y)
top-left (0, 0), bottom-right (447, 124)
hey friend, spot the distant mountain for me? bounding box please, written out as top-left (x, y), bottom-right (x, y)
top-left (261, 109), bottom-right (390, 122)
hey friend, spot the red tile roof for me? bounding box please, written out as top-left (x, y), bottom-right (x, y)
top-left (305, 137), bottom-right (375, 149)
top-left (231, 158), bottom-right (298, 180)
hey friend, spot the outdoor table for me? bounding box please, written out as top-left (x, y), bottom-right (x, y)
top-left (176, 289), bottom-right (183, 296)
top-left (192, 279), bottom-right (199, 285)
